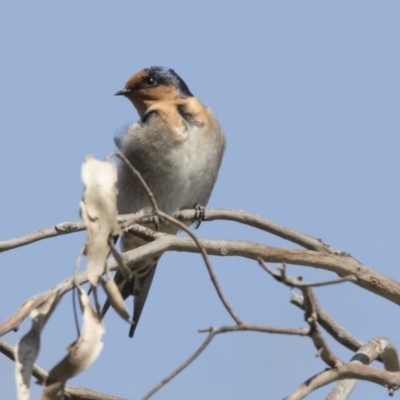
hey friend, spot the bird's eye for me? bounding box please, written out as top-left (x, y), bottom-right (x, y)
top-left (145, 77), bottom-right (157, 86)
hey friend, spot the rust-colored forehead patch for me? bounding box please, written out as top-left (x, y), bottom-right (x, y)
top-left (125, 70), bottom-right (148, 89)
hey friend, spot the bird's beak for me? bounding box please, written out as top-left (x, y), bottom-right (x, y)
top-left (114, 88), bottom-right (131, 96)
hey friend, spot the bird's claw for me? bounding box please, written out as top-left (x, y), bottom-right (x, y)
top-left (150, 215), bottom-right (164, 231)
top-left (193, 204), bottom-right (206, 229)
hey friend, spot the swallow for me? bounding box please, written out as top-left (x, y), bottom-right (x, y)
top-left (104, 66), bottom-right (226, 337)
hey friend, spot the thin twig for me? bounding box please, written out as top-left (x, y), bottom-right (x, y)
top-left (293, 276), bottom-right (354, 288)
top-left (258, 259), bottom-right (355, 288)
top-left (290, 292), bottom-right (363, 354)
top-left (301, 287), bottom-right (341, 368)
top-left (142, 330), bottom-right (216, 400)
top-left (158, 210), bottom-right (243, 324)
top-left (259, 260), bottom-right (341, 368)
top-left (111, 152), bottom-right (158, 211)
top-left (198, 323), bottom-right (309, 336)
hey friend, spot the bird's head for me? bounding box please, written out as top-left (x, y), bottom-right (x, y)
top-left (115, 66), bottom-right (193, 117)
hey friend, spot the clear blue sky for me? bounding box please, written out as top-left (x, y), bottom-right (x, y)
top-left (1, 2), bottom-right (400, 399)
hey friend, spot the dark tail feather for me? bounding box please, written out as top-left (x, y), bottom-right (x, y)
top-left (129, 264), bottom-right (157, 337)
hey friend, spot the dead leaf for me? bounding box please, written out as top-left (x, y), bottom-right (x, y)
top-left (41, 287), bottom-right (104, 399)
top-left (15, 294), bottom-right (60, 400)
top-left (100, 277), bottom-right (130, 320)
top-left (80, 156), bottom-right (121, 286)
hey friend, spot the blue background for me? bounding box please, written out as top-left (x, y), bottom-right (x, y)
top-left (1, 2), bottom-right (400, 399)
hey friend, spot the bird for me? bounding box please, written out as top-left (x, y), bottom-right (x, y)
top-left (104, 66), bottom-right (226, 337)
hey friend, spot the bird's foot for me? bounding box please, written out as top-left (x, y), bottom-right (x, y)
top-left (150, 215), bottom-right (165, 231)
top-left (193, 204), bottom-right (206, 229)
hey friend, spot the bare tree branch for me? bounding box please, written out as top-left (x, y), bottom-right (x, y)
top-left (198, 324), bottom-right (309, 336)
top-left (286, 362), bottom-right (400, 400)
top-left (258, 260), bottom-right (342, 368)
top-left (0, 215), bottom-right (141, 254)
top-left (4, 202), bottom-right (400, 399)
top-left (301, 287), bottom-right (341, 368)
top-left (0, 274), bottom-right (87, 337)
top-left (3, 231), bottom-right (400, 338)
top-left (291, 292), bottom-right (363, 354)
top-left (175, 209), bottom-right (339, 254)
top-left (0, 208), bottom-right (344, 254)
top-left (327, 337), bottom-right (400, 400)
top-left (0, 221), bottom-right (86, 253)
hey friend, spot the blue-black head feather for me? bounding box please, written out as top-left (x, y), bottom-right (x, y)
top-left (143, 66), bottom-right (193, 97)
